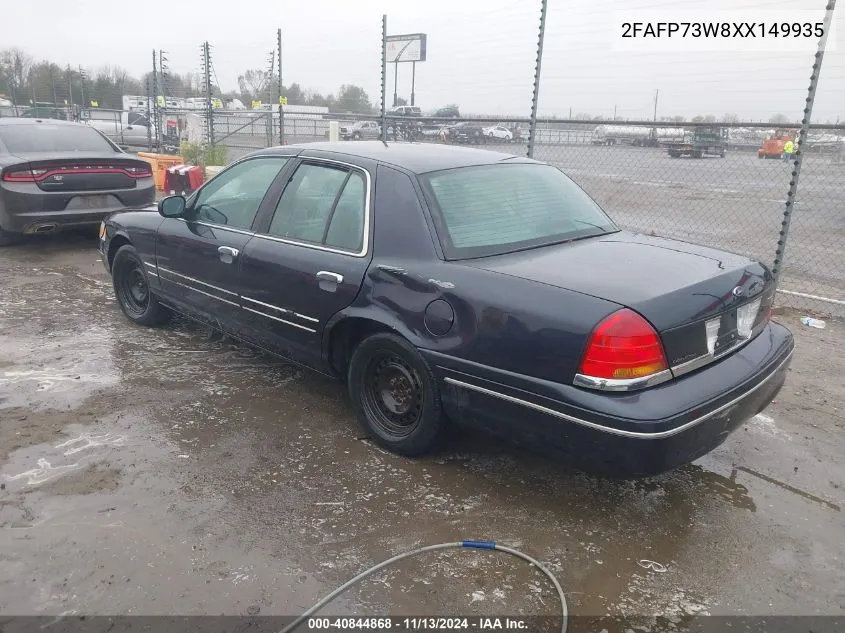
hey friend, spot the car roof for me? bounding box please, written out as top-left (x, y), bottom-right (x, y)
top-left (261, 141), bottom-right (539, 174)
top-left (0, 117), bottom-right (82, 127)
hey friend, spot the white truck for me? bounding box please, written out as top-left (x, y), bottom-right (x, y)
top-left (82, 109), bottom-right (156, 147)
top-left (591, 125), bottom-right (685, 147)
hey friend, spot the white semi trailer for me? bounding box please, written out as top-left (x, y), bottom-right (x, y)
top-left (591, 125), bottom-right (685, 146)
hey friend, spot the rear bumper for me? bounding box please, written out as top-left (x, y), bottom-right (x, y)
top-left (429, 321), bottom-right (794, 477)
top-left (0, 182), bottom-right (154, 233)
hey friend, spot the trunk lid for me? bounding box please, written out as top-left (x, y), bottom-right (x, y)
top-left (462, 231), bottom-right (775, 369)
top-left (4, 152), bottom-right (151, 192)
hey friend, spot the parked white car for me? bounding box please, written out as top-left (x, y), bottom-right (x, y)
top-left (483, 125), bottom-right (513, 141)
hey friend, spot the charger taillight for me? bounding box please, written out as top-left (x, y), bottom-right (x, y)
top-left (2, 168), bottom-right (41, 182)
top-left (578, 309), bottom-right (668, 381)
top-left (2, 164), bottom-right (152, 181)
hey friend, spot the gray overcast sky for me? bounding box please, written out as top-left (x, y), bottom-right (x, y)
top-left (2, 0), bottom-right (843, 121)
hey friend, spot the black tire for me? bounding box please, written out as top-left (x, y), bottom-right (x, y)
top-left (347, 333), bottom-right (443, 456)
top-left (112, 244), bottom-right (171, 327)
top-left (0, 226), bottom-right (22, 247)
top-left (353, 132), bottom-right (361, 140)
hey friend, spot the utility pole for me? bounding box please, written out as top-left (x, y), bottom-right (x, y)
top-left (613, 104), bottom-right (617, 121)
top-left (49, 65), bottom-right (57, 104)
top-left (66, 66), bottom-right (73, 109)
top-left (411, 61), bottom-right (416, 106)
top-left (79, 66), bottom-right (86, 108)
top-left (393, 62), bottom-right (398, 107)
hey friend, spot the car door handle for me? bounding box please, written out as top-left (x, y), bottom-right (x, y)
top-left (316, 271), bottom-right (343, 284)
top-left (218, 246), bottom-right (239, 263)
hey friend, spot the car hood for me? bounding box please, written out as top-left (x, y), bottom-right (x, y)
top-left (460, 231), bottom-right (771, 332)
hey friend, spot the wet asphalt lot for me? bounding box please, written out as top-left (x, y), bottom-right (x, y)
top-left (0, 232), bottom-right (843, 625)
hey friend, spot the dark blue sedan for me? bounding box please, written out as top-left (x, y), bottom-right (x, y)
top-left (98, 142), bottom-right (794, 477)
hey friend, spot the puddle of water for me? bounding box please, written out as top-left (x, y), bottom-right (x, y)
top-left (3, 458), bottom-right (83, 486)
top-left (0, 266), bottom-right (119, 411)
top-left (1, 423), bottom-right (129, 494)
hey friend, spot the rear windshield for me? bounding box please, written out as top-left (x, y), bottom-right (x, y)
top-left (420, 163), bottom-right (618, 259)
top-left (0, 123), bottom-right (116, 153)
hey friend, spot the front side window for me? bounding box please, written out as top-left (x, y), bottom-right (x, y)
top-left (127, 112), bottom-right (150, 127)
top-left (267, 162), bottom-right (367, 253)
top-left (420, 163), bottom-right (618, 260)
top-left (191, 157), bottom-right (289, 230)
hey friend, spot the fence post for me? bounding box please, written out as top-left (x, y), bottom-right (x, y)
top-left (151, 50), bottom-right (160, 150)
top-left (145, 76), bottom-right (153, 152)
top-left (772, 0), bottom-right (836, 289)
top-left (381, 15), bottom-right (387, 138)
top-left (278, 28), bottom-right (285, 145)
top-left (527, 0), bottom-right (548, 158)
top-left (201, 41), bottom-right (215, 148)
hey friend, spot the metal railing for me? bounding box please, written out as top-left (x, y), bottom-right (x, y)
top-left (3, 97), bottom-right (841, 314)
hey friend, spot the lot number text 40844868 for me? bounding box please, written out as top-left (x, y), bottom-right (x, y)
top-left (306, 617), bottom-right (529, 630)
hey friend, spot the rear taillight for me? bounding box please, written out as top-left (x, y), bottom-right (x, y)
top-left (2, 168), bottom-right (38, 182)
top-left (3, 164), bottom-right (151, 181)
top-left (578, 308), bottom-right (668, 381)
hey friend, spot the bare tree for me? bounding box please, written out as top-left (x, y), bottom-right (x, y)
top-left (0, 47), bottom-right (33, 97)
top-left (769, 113), bottom-right (790, 124)
top-left (722, 113), bottom-right (740, 123)
top-left (237, 69), bottom-right (271, 99)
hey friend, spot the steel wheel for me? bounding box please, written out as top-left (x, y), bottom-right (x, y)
top-left (111, 244), bottom-right (172, 327)
top-left (361, 351), bottom-right (424, 437)
top-left (116, 260), bottom-right (150, 318)
top-left (348, 332), bottom-right (443, 456)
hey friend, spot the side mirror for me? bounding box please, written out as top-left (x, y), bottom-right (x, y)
top-left (159, 195), bottom-right (186, 218)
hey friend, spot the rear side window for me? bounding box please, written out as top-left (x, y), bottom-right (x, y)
top-left (267, 162), bottom-right (367, 253)
top-left (0, 124), bottom-right (116, 153)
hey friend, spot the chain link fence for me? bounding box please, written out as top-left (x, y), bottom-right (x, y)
top-left (1, 1), bottom-right (841, 317)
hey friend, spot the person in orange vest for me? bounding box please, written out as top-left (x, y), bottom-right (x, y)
top-left (782, 137), bottom-right (795, 162)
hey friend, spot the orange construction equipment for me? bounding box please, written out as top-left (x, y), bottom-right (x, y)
top-left (757, 129), bottom-right (795, 159)
top-left (137, 152), bottom-right (185, 191)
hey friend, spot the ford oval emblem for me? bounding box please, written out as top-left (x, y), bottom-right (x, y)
top-left (732, 286), bottom-right (744, 297)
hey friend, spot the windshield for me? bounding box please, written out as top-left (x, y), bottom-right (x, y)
top-left (0, 123), bottom-right (117, 153)
top-left (420, 163), bottom-right (618, 260)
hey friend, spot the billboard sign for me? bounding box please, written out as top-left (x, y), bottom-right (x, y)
top-left (386, 33), bottom-right (427, 63)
